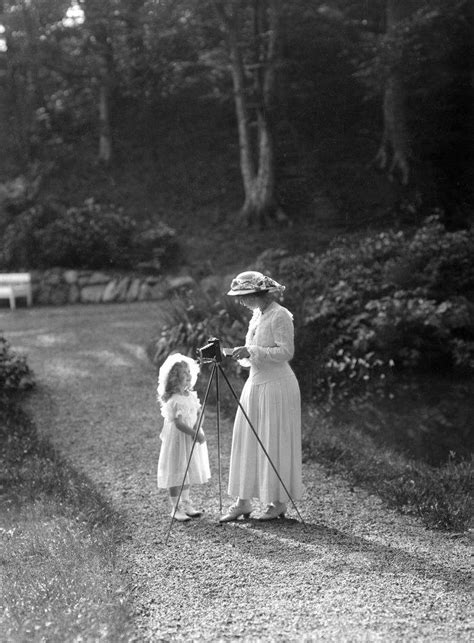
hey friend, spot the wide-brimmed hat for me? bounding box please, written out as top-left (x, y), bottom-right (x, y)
top-left (227, 271), bottom-right (285, 296)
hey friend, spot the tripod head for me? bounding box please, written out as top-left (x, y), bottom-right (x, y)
top-left (196, 337), bottom-right (223, 363)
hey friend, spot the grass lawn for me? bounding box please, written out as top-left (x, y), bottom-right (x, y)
top-left (0, 303), bottom-right (165, 640)
top-left (0, 401), bottom-right (134, 641)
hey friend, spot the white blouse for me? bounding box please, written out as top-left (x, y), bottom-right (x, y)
top-left (241, 301), bottom-right (295, 384)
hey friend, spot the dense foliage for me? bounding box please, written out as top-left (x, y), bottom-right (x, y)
top-left (0, 0), bottom-right (471, 224)
top-left (0, 335), bottom-right (35, 395)
top-left (147, 289), bottom-right (249, 369)
top-left (257, 217), bottom-right (474, 464)
top-left (0, 199), bottom-right (177, 271)
top-left (255, 217), bottom-right (474, 400)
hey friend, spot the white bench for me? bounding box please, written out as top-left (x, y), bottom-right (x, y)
top-left (0, 273), bottom-right (33, 310)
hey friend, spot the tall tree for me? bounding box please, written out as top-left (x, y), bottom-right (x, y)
top-left (214, 0), bottom-right (285, 227)
top-left (374, 0), bottom-right (420, 185)
top-left (81, 0), bottom-right (117, 164)
top-left (0, 0), bottom-right (76, 168)
top-left (0, 0), bottom-right (45, 166)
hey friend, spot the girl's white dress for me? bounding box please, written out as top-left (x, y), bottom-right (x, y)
top-left (157, 391), bottom-right (211, 488)
top-left (228, 301), bottom-right (302, 503)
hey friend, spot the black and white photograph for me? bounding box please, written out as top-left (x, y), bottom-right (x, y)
top-left (0, 1), bottom-right (472, 641)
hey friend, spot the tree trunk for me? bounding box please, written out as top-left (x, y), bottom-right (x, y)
top-left (215, 0), bottom-right (285, 227)
top-left (97, 23), bottom-right (114, 165)
top-left (375, 0), bottom-right (417, 185)
top-left (21, 0), bottom-right (44, 112)
top-left (375, 74), bottom-right (410, 184)
top-left (98, 83), bottom-right (112, 163)
top-left (83, 0), bottom-right (115, 164)
top-left (1, 1), bottom-right (44, 167)
top-left (124, 0), bottom-right (147, 90)
top-left (239, 110), bottom-right (281, 227)
top-left (225, 10), bottom-right (256, 206)
top-left (3, 24), bottom-right (30, 167)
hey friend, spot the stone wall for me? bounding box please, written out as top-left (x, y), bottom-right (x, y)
top-left (29, 269), bottom-right (196, 306)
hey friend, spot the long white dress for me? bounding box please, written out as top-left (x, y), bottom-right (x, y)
top-left (157, 392), bottom-right (211, 488)
top-left (228, 301), bottom-right (302, 503)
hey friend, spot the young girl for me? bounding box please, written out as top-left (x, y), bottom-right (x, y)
top-left (157, 353), bottom-right (211, 521)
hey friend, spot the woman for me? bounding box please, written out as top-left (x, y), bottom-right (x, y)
top-left (220, 271), bottom-right (302, 522)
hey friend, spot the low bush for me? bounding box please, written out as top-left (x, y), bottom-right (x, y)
top-left (147, 289), bottom-right (248, 368)
top-left (257, 217), bottom-right (474, 468)
top-left (0, 198), bottom-right (178, 271)
top-left (257, 216), bottom-right (474, 401)
top-left (0, 335), bottom-right (35, 396)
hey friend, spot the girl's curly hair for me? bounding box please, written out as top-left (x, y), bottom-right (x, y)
top-left (157, 353), bottom-right (200, 403)
top-left (161, 361), bottom-right (188, 402)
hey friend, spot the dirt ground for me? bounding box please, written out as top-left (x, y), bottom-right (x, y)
top-left (1, 302), bottom-right (472, 641)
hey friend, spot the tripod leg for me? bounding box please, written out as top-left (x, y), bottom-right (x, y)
top-left (218, 364), bottom-right (306, 526)
top-left (216, 366), bottom-right (223, 513)
top-left (165, 363), bottom-right (216, 545)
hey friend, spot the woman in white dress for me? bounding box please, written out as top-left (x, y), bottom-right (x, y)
top-left (220, 271), bottom-right (302, 522)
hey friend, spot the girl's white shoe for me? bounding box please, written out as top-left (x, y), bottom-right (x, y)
top-left (181, 500), bottom-right (203, 518)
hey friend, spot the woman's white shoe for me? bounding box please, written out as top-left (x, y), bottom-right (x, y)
top-left (219, 502), bottom-right (252, 522)
top-left (171, 506), bottom-right (191, 522)
top-left (257, 502), bottom-right (287, 521)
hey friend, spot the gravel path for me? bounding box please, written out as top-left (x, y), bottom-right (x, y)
top-left (2, 303), bottom-right (472, 642)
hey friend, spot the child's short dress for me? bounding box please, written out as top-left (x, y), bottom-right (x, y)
top-left (157, 391), bottom-right (211, 488)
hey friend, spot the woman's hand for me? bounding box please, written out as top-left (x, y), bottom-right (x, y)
top-left (196, 429), bottom-right (206, 444)
top-left (232, 346), bottom-right (250, 360)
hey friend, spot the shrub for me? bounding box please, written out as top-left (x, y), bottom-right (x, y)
top-left (0, 199), bottom-right (177, 271)
top-left (257, 216), bottom-right (474, 400)
top-left (257, 217), bottom-right (474, 468)
top-left (147, 289), bottom-right (248, 369)
top-left (133, 222), bottom-right (178, 270)
top-left (0, 335), bottom-right (35, 396)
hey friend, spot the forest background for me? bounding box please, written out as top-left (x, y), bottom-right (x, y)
top-left (0, 0), bottom-right (473, 532)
